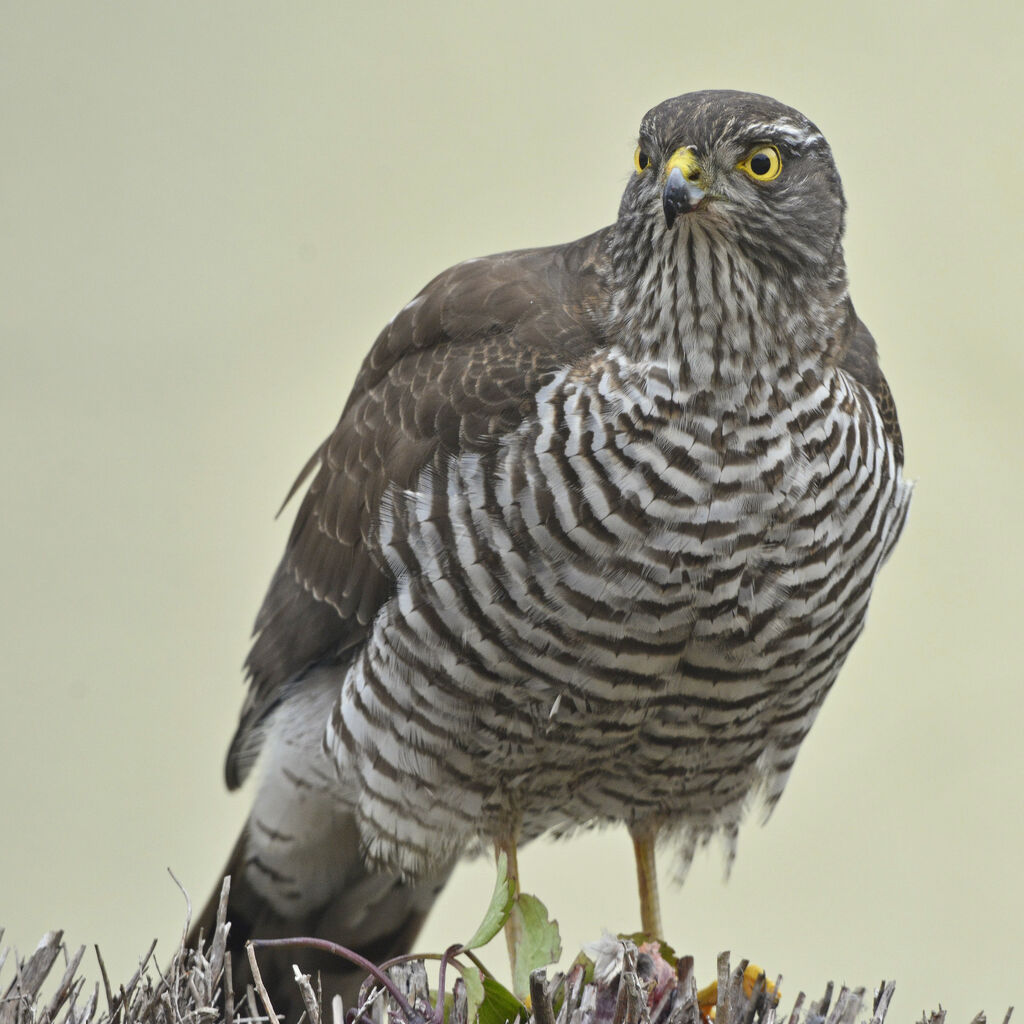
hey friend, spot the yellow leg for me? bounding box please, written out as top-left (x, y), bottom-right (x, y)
top-left (495, 836), bottom-right (522, 977)
top-left (631, 825), bottom-right (663, 939)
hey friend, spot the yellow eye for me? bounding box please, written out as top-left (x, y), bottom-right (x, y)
top-left (634, 146), bottom-right (651, 174)
top-left (738, 145), bottom-right (782, 181)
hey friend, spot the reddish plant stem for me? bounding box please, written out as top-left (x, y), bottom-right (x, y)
top-left (248, 937), bottom-right (422, 1022)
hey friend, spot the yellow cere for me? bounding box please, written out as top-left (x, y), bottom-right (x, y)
top-left (737, 144), bottom-right (782, 181)
top-left (633, 146), bottom-right (650, 174)
top-left (664, 147), bottom-right (703, 184)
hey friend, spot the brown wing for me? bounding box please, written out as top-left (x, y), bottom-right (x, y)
top-left (833, 300), bottom-right (905, 467)
top-left (225, 230), bottom-right (612, 787)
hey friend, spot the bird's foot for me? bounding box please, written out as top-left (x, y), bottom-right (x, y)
top-left (697, 963), bottom-right (776, 1019)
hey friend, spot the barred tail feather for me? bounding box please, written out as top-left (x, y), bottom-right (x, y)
top-left (187, 823), bottom-right (449, 1019)
top-left (187, 670), bottom-right (453, 1018)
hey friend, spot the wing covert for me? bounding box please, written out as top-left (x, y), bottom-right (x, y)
top-left (226, 231), bottom-right (610, 787)
top-left (833, 302), bottom-right (905, 467)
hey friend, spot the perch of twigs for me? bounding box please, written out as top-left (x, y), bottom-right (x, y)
top-left (0, 877), bottom-right (1012, 1024)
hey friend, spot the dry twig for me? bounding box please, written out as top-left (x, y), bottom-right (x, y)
top-left (0, 884), bottom-right (1011, 1024)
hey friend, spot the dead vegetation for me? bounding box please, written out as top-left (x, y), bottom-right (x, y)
top-left (0, 879), bottom-right (1010, 1024)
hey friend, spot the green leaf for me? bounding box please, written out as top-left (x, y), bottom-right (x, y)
top-left (477, 975), bottom-right (528, 1024)
top-left (509, 893), bottom-right (562, 1000)
top-left (459, 964), bottom-right (485, 1024)
top-left (618, 931), bottom-right (679, 967)
top-left (463, 851), bottom-right (516, 950)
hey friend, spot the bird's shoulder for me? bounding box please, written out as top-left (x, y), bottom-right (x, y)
top-left (226, 230), bottom-right (612, 787)
top-left (832, 302), bottom-right (905, 467)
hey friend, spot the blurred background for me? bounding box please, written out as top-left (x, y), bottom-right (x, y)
top-left (3, 1), bottom-right (1022, 1019)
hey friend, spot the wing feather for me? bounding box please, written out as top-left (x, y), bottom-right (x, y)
top-left (833, 301), bottom-right (905, 466)
top-left (226, 230), bottom-right (610, 787)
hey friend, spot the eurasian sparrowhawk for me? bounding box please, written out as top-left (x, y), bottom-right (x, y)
top-left (190, 89), bottom-right (911, 1009)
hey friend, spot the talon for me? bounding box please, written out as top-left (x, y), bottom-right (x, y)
top-left (696, 965), bottom-right (777, 1020)
top-left (742, 963), bottom-right (776, 1000)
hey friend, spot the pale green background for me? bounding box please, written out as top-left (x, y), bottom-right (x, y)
top-left (3, 1), bottom-right (1022, 1019)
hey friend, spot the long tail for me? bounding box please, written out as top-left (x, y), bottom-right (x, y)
top-left (186, 675), bottom-right (453, 1019)
top-left (187, 823), bottom-right (449, 1019)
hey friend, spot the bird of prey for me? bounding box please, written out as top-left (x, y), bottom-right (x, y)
top-left (189, 89), bottom-right (911, 1010)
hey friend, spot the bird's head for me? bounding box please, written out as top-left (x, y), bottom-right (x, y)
top-left (616, 90), bottom-right (847, 274)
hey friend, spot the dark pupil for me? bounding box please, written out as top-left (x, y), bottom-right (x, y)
top-left (638, 150), bottom-right (650, 170)
top-left (750, 152), bottom-right (772, 176)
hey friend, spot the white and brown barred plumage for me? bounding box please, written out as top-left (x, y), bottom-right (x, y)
top-left (191, 90), bottom-right (911, 1009)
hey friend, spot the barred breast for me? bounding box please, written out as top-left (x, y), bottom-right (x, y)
top-left (193, 92), bottom-right (914, 1020)
top-left (327, 339), bottom-right (911, 877)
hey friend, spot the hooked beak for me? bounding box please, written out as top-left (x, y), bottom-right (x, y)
top-left (663, 167), bottom-right (706, 228)
top-left (662, 147), bottom-right (707, 229)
